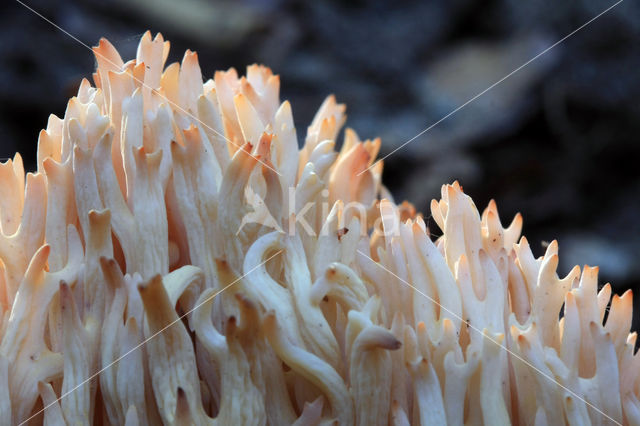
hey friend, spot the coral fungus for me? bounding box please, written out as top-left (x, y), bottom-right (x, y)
top-left (0, 31), bottom-right (638, 425)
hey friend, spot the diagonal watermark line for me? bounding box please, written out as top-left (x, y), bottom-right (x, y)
top-left (20, 249), bottom-right (284, 425)
top-left (357, 0), bottom-right (624, 177)
top-left (13, 0), bottom-right (283, 176)
top-left (356, 248), bottom-right (622, 425)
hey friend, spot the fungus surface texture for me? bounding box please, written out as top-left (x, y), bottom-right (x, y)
top-left (0, 32), bottom-right (638, 426)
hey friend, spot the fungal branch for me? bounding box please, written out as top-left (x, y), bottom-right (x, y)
top-left (0, 31), bottom-right (637, 426)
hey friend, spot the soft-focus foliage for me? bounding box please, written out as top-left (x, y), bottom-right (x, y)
top-left (0, 32), bottom-right (638, 425)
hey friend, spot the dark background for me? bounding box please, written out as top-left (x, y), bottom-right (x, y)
top-left (1, 0), bottom-right (639, 331)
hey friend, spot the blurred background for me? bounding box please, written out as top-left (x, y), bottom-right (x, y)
top-left (1, 0), bottom-right (639, 329)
